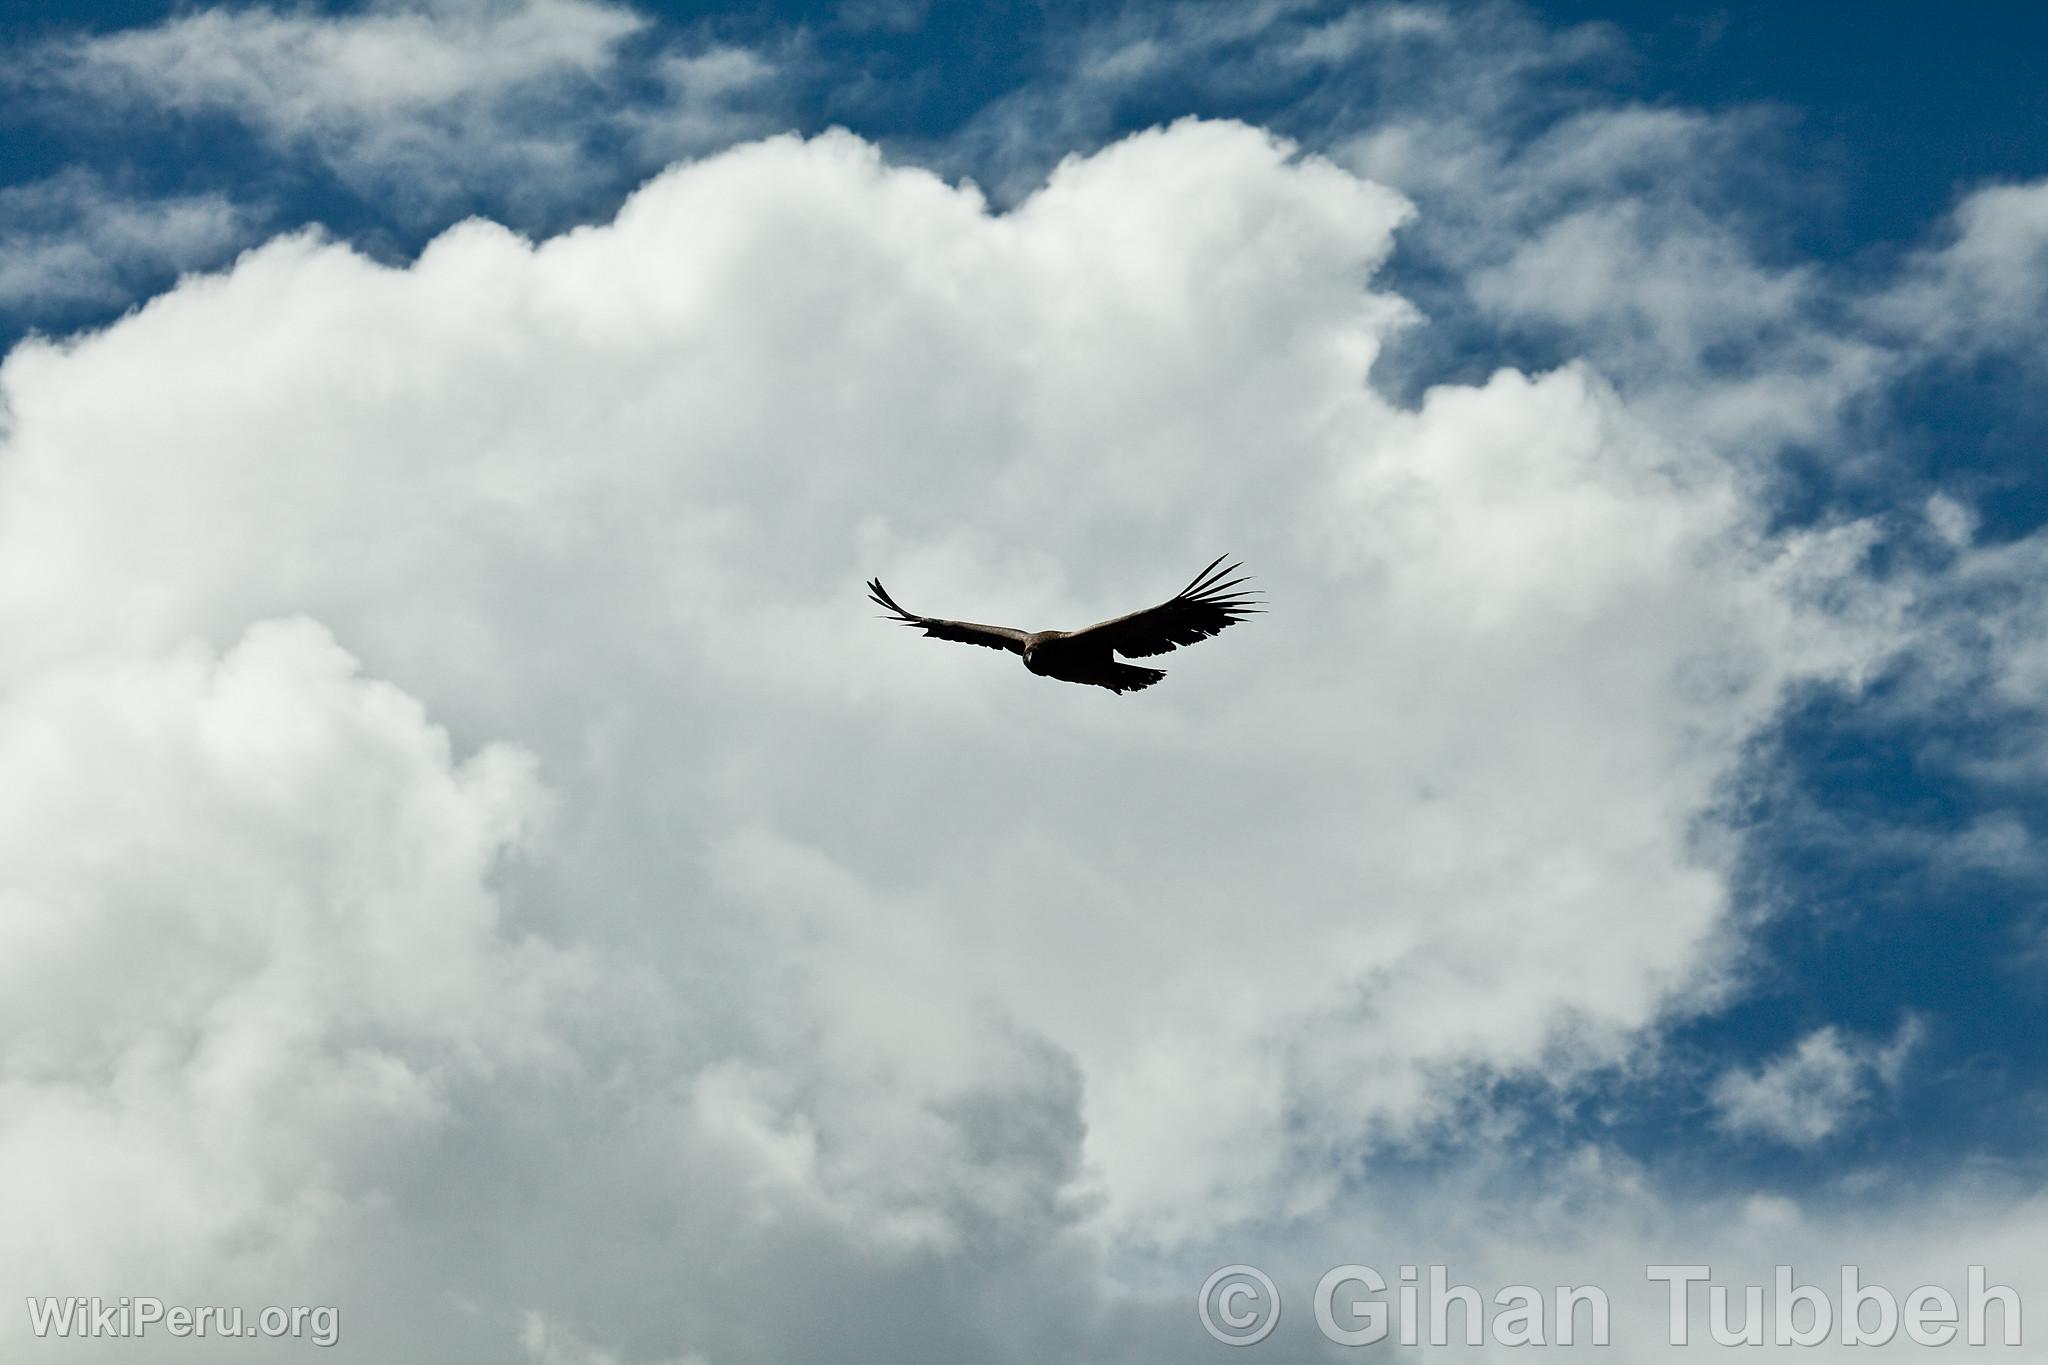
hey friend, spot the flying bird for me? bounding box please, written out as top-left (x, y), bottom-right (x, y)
top-left (866, 555), bottom-right (1261, 694)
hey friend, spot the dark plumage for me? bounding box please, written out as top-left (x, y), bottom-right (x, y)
top-left (866, 555), bottom-right (1262, 694)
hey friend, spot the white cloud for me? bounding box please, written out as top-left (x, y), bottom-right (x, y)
top-left (52, 0), bottom-right (645, 122)
top-left (1712, 1021), bottom-right (1924, 1147)
top-left (0, 172), bottom-right (250, 311)
top-left (1868, 497), bottom-right (2048, 792)
top-left (930, 0), bottom-right (1622, 205)
top-left (9, 2), bottom-right (2048, 1358)
top-left (30, 0), bottom-right (780, 223)
top-left (519, 1311), bottom-right (708, 1365)
top-left (0, 618), bottom-right (571, 1319)
top-left (1262, 1144), bottom-right (2039, 1361)
top-left (921, 1), bottom-right (1896, 459)
top-left (0, 116), bottom-right (1936, 1362)
top-left (623, 43), bottom-right (785, 166)
top-left (4, 0), bottom-right (2048, 1354)
top-left (1338, 96), bottom-right (1899, 453)
top-left (1880, 178), bottom-right (2048, 360)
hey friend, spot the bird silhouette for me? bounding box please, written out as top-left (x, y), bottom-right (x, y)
top-left (867, 555), bottom-right (1261, 693)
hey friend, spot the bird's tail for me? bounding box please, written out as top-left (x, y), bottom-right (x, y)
top-left (1098, 662), bottom-right (1167, 694)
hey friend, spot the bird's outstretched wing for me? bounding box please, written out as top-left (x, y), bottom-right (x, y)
top-left (867, 578), bottom-right (1030, 654)
top-left (1064, 555), bottom-right (1262, 658)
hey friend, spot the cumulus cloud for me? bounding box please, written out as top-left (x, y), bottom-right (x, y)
top-left (9, 1), bottom-right (2048, 1359)
top-left (519, 1311), bottom-right (708, 1365)
top-left (1262, 1144), bottom-right (2038, 1361)
top-left (0, 619), bottom-right (568, 1318)
top-left (0, 114), bottom-right (1947, 1359)
top-left (914, 1), bottom-right (1891, 458)
top-left (1711, 1021), bottom-right (1924, 1147)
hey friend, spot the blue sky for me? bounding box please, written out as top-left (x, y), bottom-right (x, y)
top-left (9, 3), bottom-right (2047, 317)
top-left (4, 2), bottom-right (2048, 1361)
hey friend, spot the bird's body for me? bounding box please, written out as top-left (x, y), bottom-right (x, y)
top-left (866, 556), bottom-right (1260, 693)
top-left (1020, 631), bottom-right (1167, 693)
